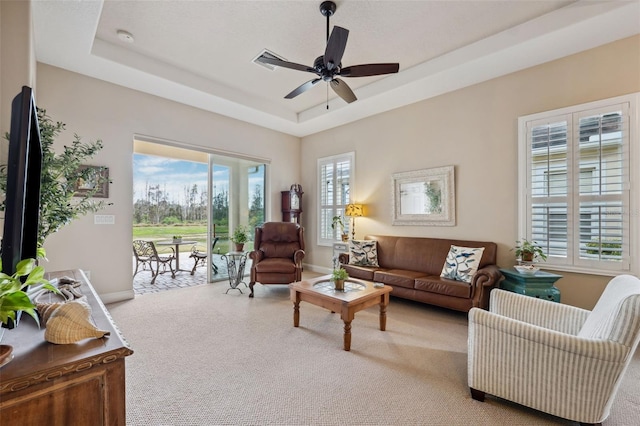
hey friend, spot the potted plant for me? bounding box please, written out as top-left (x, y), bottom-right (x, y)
top-left (1, 258), bottom-right (59, 330)
top-left (514, 239), bottom-right (547, 262)
top-left (172, 235), bottom-right (182, 243)
top-left (231, 225), bottom-right (250, 251)
top-left (331, 268), bottom-right (349, 291)
top-left (332, 216), bottom-right (348, 242)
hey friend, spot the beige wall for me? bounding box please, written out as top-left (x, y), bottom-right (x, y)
top-left (36, 64), bottom-right (300, 302)
top-left (300, 35), bottom-right (640, 310)
top-left (0, 0), bottom-right (36, 161)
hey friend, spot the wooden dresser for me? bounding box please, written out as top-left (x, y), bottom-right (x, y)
top-left (0, 269), bottom-right (133, 425)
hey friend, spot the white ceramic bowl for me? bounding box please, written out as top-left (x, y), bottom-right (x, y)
top-left (514, 265), bottom-right (539, 275)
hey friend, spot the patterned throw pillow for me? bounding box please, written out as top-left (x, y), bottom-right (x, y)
top-left (440, 245), bottom-right (485, 283)
top-left (348, 240), bottom-right (379, 267)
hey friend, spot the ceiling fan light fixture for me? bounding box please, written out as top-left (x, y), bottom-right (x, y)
top-left (258, 0), bottom-right (399, 104)
top-left (319, 1), bottom-right (336, 17)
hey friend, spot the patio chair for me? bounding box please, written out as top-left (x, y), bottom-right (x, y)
top-left (132, 240), bottom-right (176, 284)
top-left (189, 237), bottom-right (219, 275)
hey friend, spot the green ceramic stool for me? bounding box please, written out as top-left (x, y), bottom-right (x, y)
top-left (499, 268), bottom-right (562, 302)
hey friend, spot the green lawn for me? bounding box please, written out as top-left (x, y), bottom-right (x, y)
top-left (133, 225), bottom-right (209, 238)
top-left (132, 224), bottom-right (252, 254)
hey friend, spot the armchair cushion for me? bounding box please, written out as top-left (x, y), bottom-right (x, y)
top-left (253, 258), bottom-right (297, 274)
top-left (577, 276), bottom-right (640, 342)
top-left (260, 242), bottom-right (300, 259)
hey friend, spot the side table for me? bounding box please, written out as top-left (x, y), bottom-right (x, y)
top-left (222, 251), bottom-right (248, 294)
top-left (499, 268), bottom-right (562, 302)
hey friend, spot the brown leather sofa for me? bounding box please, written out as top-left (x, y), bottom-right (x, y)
top-left (339, 235), bottom-right (501, 312)
top-left (248, 222), bottom-right (305, 298)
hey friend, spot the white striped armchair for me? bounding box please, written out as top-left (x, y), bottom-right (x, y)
top-left (468, 274), bottom-right (640, 425)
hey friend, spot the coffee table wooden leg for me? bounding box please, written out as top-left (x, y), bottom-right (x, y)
top-left (343, 320), bottom-right (352, 351)
top-left (293, 302), bottom-right (300, 327)
top-left (379, 300), bottom-right (387, 331)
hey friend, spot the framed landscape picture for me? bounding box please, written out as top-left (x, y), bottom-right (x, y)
top-left (74, 165), bottom-right (109, 198)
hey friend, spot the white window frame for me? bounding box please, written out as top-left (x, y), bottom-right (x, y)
top-left (317, 152), bottom-right (355, 246)
top-left (518, 93), bottom-right (639, 276)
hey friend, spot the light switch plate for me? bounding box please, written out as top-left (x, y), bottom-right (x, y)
top-left (94, 214), bottom-right (115, 225)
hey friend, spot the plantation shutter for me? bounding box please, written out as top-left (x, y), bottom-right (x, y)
top-left (574, 106), bottom-right (629, 270)
top-left (317, 153), bottom-right (354, 246)
top-left (528, 117), bottom-right (571, 261)
top-left (524, 102), bottom-right (630, 271)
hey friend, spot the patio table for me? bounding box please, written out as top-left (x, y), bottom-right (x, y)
top-left (156, 240), bottom-right (198, 273)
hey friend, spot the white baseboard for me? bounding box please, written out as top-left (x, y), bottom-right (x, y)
top-left (100, 289), bottom-right (135, 304)
top-left (303, 263), bottom-right (332, 275)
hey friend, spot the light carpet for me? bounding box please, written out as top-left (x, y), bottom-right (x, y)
top-left (107, 281), bottom-right (640, 425)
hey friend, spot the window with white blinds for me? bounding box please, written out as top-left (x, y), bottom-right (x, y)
top-left (317, 152), bottom-right (354, 246)
top-left (519, 94), bottom-right (638, 275)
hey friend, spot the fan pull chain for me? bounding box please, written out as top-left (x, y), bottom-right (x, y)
top-left (327, 83), bottom-right (329, 110)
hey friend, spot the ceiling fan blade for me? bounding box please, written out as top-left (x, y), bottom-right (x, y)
top-left (324, 26), bottom-right (349, 71)
top-left (285, 78), bottom-right (322, 99)
top-left (256, 56), bottom-right (316, 74)
top-left (330, 78), bottom-right (357, 103)
top-left (340, 63), bottom-right (400, 77)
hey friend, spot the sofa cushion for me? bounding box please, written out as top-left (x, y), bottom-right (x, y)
top-left (348, 239), bottom-right (379, 267)
top-left (342, 264), bottom-right (382, 281)
top-left (415, 276), bottom-right (471, 298)
top-left (374, 269), bottom-right (427, 289)
top-left (440, 245), bottom-right (485, 283)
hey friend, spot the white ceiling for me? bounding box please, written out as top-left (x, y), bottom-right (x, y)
top-left (32, 1), bottom-right (640, 137)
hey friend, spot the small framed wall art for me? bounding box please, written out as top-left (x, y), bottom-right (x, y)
top-left (74, 165), bottom-right (109, 198)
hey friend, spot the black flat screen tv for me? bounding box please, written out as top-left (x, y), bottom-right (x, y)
top-left (1, 86), bottom-right (42, 276)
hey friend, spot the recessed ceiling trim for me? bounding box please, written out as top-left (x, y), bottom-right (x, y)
top-left (32, 0), bottom-right (640, 138)
top-left (91, 38), bottom-right (299, 124)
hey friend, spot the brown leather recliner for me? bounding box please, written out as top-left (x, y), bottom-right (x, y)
top-left (248, 222), bottom-right (305, 298)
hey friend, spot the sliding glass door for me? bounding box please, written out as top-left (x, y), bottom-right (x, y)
top-left (209, 154), bottom-right (266, 283)
top-left (132, 138), bottom-right (268, 287)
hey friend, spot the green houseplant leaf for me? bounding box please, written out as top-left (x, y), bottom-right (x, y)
top-left (331, 216), bottom-right (345, 233)
top-left (0, 258), bottom-right (60, 328)
top-left (231, 225), bottom-right (249, 244)
top-left (513, 239), bottom-right (547, 262)
top-left (331, 268), bottom-right (349, 281)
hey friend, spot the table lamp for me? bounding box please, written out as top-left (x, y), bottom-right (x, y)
top-left (344, 203), bottom-right (364, 240)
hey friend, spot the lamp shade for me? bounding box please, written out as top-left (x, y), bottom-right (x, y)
top-left (345, 204), bottom-right (364, 217)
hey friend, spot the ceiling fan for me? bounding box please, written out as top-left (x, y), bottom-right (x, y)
top-left (256, 1), bottom-right (399, 104)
